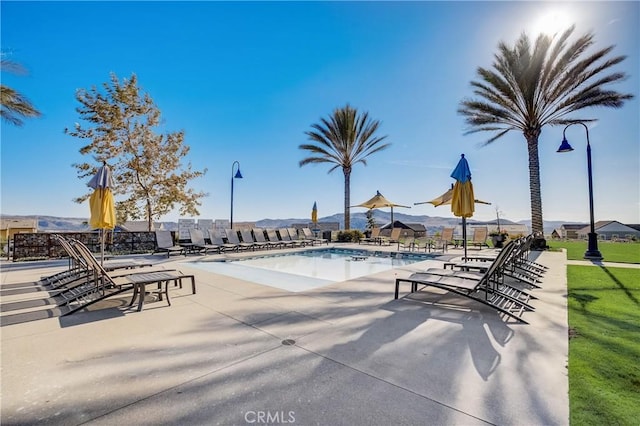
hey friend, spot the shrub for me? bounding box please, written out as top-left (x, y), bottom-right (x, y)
top-left (337, 230), bottom-right (363, 242)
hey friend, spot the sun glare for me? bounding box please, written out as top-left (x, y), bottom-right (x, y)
top-left (530, 9), bottom-right (572, 37)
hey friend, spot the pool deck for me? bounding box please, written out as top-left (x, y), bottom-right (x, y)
top-left (1, 242), bottom-right (569, 425)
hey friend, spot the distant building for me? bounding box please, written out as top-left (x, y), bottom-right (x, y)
top-left (381, 221), bottom-right (426, 237)
top-left (577, 220), bottom-right (640, 241)
top-left (0, 218), bottom-right (38, 241)
top-left (560, 224), bottom-right (585, 239)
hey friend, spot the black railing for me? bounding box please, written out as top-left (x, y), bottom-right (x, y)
top-left (11, 231), bottom-right (160, 261)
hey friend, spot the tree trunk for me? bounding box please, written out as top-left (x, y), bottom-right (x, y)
top-left (146, 199), bottom-right (153, 232)
top-left (343, 167), bottom-right (351, 230)
top-left (526, 132), bottom-right (544, 234)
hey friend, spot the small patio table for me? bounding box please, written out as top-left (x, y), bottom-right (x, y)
top-left (127, 271), bottom-right (196, 311)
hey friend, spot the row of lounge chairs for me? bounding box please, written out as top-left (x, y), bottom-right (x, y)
top-left (394, 233), bottom-right (547, 324)
top-left (363, 227), bottom-right (491, 252)
top-left (154, 227), bottom-right (328, 257)
top-left (23, 235), bottom-right (195, 315)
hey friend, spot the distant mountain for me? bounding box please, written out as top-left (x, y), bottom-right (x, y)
top-left (1, 213), bottom-right (585, 234)
top-left (0, 215), bottom-right (90, 232)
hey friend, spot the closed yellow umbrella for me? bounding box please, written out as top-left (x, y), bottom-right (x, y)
top-left (89, 188), bottom-right (116, 230)
top-left (88, 163), bottom-right (116, 264)
top-left (311, 201), bottom-right (318, 224)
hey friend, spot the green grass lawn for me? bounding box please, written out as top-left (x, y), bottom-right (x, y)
top-left (547, 240), bottom-right (640, 263)
top-left (567, 266), bottom-right (640, 425)
top-left (558, 240), bottom-right (640, 424)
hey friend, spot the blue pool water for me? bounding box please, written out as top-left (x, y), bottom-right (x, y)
top-left (188, 248), bottom-right (432, 292)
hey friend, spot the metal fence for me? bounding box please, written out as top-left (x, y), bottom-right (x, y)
top-left (11, 231), bottom-right (159, 261)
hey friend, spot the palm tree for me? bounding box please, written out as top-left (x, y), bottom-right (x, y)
top-left (299, 104), bottom-right (390, 229)
top-left (0, 59), bottom-right (42, 126)
top-left (458, 25), bottom-right (633, 235)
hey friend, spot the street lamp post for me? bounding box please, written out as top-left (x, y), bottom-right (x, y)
top-left (230, 161), bottom-right (243, 229)
top-left (557, 122), bottom-right (603, 260)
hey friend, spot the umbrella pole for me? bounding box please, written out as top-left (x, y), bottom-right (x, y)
top-left (462, 217), bottom-right (467, 260)
top-left (100, 229), bottom-right (105, 267)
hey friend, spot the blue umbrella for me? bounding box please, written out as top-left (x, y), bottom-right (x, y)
top-left (450, 154), bottom-right (476, 259)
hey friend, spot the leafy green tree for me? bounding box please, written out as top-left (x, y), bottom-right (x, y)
top-left (299, 104), bottom-right (390, 229)
top-left (458, 26), bottom-right (633, 234)
top-left (0, 58), bottom-right (41, 126)
top-left (365, 208), bottom-right (377, 231)
top-left (65, 73), bottom-right (206, 231)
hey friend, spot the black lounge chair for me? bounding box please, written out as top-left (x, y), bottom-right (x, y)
top-left (266, 229), bottom-right (288, 248)
top-left (395, 240), bottom-right (535, 324)
top-left (154, 230), bottom-right (186, 257)
top-left (210, 229), bottom-right (241, 252)
top-left (240, 229), bottom-right (269, 250)
top-left (252, 228), bottom-right (281, 249)
top-left (189, 229), bottom-right (222, 254)
top-left (301, 227), bottom-right (328, 245)
top-left (225, 229), bottom-right (255, 251)
top-left (287, 228), bottom-right (309, 247)
top-left (277, 228), bottom-right (304, 248)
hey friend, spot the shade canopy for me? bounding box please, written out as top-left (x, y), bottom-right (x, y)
top-left (414, 186), bottom-right (491, 208)
top-left (353, 190), bottom-right (410, 227)
top-left (353, 190), bottom-right (411, 210)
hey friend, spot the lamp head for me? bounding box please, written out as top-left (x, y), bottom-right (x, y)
top-left (557, 137), bottom-right (574, 153)
top-left (234, 168), bottom-right (243, 179)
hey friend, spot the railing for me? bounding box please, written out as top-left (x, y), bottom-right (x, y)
top-left (11, 231), bottom-right (159, 261)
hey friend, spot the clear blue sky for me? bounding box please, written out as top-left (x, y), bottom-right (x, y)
top-left (1, 1), bottom-right (638, 226)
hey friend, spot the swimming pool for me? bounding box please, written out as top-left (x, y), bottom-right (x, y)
top-left (188, 248), bottom-right (432, 292)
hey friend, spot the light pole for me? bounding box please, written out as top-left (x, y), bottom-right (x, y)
top-left (230, 161), bottom-right (243, 229)
top-left (557, 122), bottom-right (603, 260)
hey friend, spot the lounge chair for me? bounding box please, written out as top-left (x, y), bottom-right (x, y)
top-left (395, 239), bottom-right (535, 324)
top-left (209, 229), bottom-right (240, 252)
top-left (278, 228), bottom-right (304, 247)
top-left (225, 229), bottom-right (255, 251)
top-left (433, 227), bottom-right (454, 252)
top-left (189, 229), bottom-right (222, 254)
top-left (252, 228), bottom-right (282, 249)
top-left (455, 236), bottom-right (544, 288)
top-left (412, 236), bottom-right (433, 252)
top-left (360, 228), bottom-right (381, 245)
top-left (287, 228), bottom-right (308, 247)
top-left (154, 230), bottom-right (186, 257)
top-left (388, 228), bottom-right (402, 246)
top-left (301, 227), bottom-right (328, 245)
top-left (470, 227), bottom-right (489, 249)
top-left (45, 235), bottom-right (152, 288)
top-left (70, 238), bottom-right (195, 313)
top-left (267, 229), bottom-right (293, 248)
top-left (240, 229), bottom-right (269, 250)
top-left (397, 236), bottom-right (415, 251)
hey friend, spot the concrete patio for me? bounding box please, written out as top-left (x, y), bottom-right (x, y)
top-left (1, 243), bottom-right (569, 425)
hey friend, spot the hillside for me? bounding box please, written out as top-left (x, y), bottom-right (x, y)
top-left (1, 213), bottom-right (580, 234)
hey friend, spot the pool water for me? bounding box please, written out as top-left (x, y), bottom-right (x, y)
top-left (188, 248), bottom-right (430, 292)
